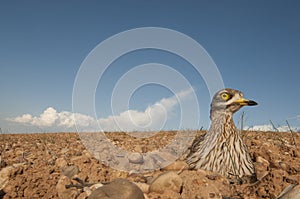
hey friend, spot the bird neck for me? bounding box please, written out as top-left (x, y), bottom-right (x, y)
top-left (208, 111), bottom-right (238, 141)
top-left (210, 110), bottom-right (234, 124)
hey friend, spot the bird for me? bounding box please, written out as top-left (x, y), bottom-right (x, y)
top-left (186, 88), bottom-right (258, 183)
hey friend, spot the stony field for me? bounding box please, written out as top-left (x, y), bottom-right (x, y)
top-left (0, 131), bottom-right (300, 199)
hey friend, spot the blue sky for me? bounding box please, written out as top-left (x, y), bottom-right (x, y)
top-left (0, 1), bottom-right (299, 133)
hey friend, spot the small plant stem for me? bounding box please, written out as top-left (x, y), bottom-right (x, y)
top-left (240, 111), bottom-right (245, 138)
top-left (286, 120), bottom-right (297, 146)
top-left (269, 120), bottom-right (279, 132)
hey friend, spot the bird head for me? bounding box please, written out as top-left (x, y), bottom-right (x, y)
top-left (210, 88), bottom-right (257, 119)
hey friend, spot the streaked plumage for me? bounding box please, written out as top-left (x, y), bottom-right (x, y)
top-left (187, 88), bottom-right (257, 183)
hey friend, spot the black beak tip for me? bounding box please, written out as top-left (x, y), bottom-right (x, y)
top-left (248, 100), bottom-right (258, 106)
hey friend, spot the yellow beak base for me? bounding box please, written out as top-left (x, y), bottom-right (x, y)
top-left (235, 98), bottom-right (258, 106)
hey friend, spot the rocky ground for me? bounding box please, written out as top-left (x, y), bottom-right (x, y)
top-left (0, 131), bottom-right (300, 199)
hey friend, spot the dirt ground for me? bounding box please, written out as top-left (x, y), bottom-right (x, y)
top-left (0, 130), bottom-right (300, 198)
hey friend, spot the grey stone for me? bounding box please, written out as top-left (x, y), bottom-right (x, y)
top-left (128, 153), bottom-right (144, 164)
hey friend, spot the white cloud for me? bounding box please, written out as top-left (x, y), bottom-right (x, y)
top-left (11, 107), bottom-right (58, 127)
top-left (287, 115), bottom-right (300, 121)
top-left (246, 124), bottom-right (300, 132)
top-left (13, 114), bottom-right (33, 124)
top-left (7, 88), bottom-right (193, 132)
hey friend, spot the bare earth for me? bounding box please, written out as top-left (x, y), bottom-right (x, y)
top-left (1, 131), bottom-right (300, 199)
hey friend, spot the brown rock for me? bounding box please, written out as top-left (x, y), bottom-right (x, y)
top-left (2, 184), bottom-right (14, 195)
top-left (90, 183), bottom-right (104, 191)
top-left (83, 187), bottom-right (92, 196)
top-left (134, 145), bottom-right (143, 153)
top-left (256, 156), bottom-right (270, 168)
top-left (180, 170), bottom-right (224, 199)
top-left (15, 149), bottom-right (24, 156)
top-left (88, 178), bottom-right (145, 199)
top-left (255, 156), bottom-right (271, 181)
top-left (0, 163), bottom-right (25, 193)
top-left (55, 157), bottom-right (68, 169)
top-left (162, 189), bottom-right (181, 199)
top-left (71, 155), bottom-right (91, 164)
top-left (62, 165), bottom-right (80, 179)
top-left (280, 162), bottom-right (288, 170)
top-left (149, 171), bottom-right (183, 194)
top-left (56, 176), bottom-right (79, 199)
top-left (60, 148), bottom-right (69, 154)
top-left (162, 160), bottom-right (189, 171)
top-left (134, 182), bottom-right (149, 194)
top-left (148, 189), bottom-right (181, 199)
top-left (271, 169), bottom-right (288, 186)
top-left (0, 166), bottom-right (13, 191)
top-left (77, 192), bottom-right (88, 199)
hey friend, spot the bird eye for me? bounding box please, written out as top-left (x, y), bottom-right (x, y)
top-left (221, 93), bottom-right (230, 101)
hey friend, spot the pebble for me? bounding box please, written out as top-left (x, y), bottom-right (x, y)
top-left (60, 148), bottom-right (69, 154)
top-left (256, 156), bottom-right (270, 168)
top-left (84, 187), bottom-right (92, 196)
top-left (62, 165), bottom-right (80, 179)
top-left (88, 178), bottom-right (145, 199)
top-left (134, 145), bottom-right (143, 153)
top-left (71, 155), bottom-right (91, 164)
top-left (90, 183), bottom-right (104, 191)
top-left (280, 162), bottom-right (288, 170)
top-left (55, 157), bottom-right (68, 169)
top-left (128, 153), bottom-right (144, 164)
top-left (149, 171), bottom-right (183, 194)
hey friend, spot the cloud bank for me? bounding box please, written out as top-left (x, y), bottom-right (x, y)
top-left (8, 89), bottom-right (193, 132)
top-left (246, 124), bottom-right (300, 132)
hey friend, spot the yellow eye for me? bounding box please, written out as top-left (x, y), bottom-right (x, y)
top-left (221, 93), bottom-right (230, 101)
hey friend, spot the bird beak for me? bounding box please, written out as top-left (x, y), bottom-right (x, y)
top-left (234, 98), bottom-right (258, 106)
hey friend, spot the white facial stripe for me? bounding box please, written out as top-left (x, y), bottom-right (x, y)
top-left (225, 93), bottom-right (241, 105)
